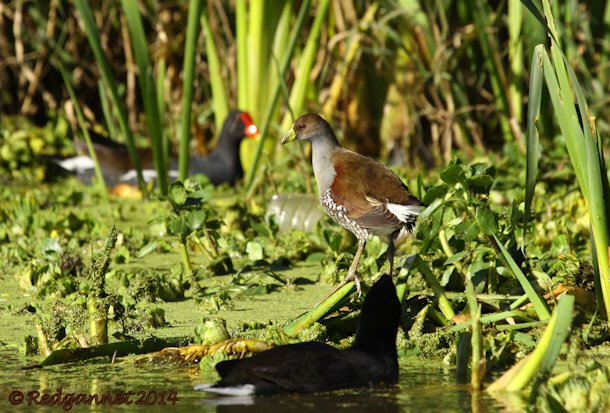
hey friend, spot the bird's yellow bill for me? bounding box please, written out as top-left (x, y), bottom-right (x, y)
top-left (281, 128), bottom-right (296, 144)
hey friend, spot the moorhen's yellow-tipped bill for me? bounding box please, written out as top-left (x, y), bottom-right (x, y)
top-left (281, 113), bottom-right (424, 296)
top-left (195, 274), bottom-right (401, 396)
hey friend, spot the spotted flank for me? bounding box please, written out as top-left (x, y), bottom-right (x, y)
top-left (320, 190), bottom-right (369, 239)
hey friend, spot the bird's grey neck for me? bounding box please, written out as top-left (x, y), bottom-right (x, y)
top-left (311, 136), bottom-right (339, 194)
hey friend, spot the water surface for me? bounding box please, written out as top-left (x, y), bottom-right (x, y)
top-left (0, 348), bottom-right (513, 412)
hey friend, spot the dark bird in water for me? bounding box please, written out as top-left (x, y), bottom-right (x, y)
top-left (282, 114), bottom-right (424, 296)
top-left (56, 110), bottom-right (258, 186)
top-left (195, 274), bottom-right (401, 396)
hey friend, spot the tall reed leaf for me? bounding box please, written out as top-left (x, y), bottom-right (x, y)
top-left (479, 210), bottom-right (551, 320)
top-left (58, 63), bottom-right (106, 198)
top-left (178, 0), bottom-right (203, 181)
top-left (508, 0), bottom-right (523, 124)
top-left (73, 0), bottom-right (144, 191)
top-left (280, 0), bottom-right (331, 130)
top-left (403, 254), bottom-right (456, 322)
top-left (526, 0), bottom-right (610, 320)
top-left (244, 0), bottom-right (313, 193)
top-left (487, 294), bottom-right (574, 392)
top-left (202, 12), bottom-right (228, 135)
top-left (97, 80), bottom-right (119, 142)
top-left (470, 0), bottom-right (515, 144)
top-left (156, 59), bottom-right (168, 163)
top-left (121, 0), bottom-right (167, 194)
top-left (563, 55), bottom-right (610, 312)
top-left (235, 0), bottom-right (248, 110)
top-left (322, 3), bottom-right (378, 119)
top-left (523, 45), bottom-right (544, 240)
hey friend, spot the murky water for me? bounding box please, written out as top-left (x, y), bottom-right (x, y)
top-left (0, 347), bottom-right (518, 412)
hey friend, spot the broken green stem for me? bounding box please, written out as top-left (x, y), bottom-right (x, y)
top-left (283, 282), bottom-right (355, 336)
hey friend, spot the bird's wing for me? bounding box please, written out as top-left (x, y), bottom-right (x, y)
top-left (214, 342), bottom-right (362, 394)
top-left (330, 149), bottom-right (422, 229)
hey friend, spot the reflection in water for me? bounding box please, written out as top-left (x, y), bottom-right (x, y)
top-left (203, 390), bottom-right (400, 413)
top-left (0, 348), bottom-right (504, 412)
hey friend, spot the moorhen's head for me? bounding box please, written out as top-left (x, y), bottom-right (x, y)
top-left (352, 274), bottom-right (401, 357)
top-left (220, 110), bottom-right (258, 146)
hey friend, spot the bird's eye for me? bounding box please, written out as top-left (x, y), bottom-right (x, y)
top-left (295, 123), bottom-right (305, 131)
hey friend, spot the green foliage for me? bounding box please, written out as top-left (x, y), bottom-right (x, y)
top-left (194, 318), bottom-right (230, 345)
top-left (0, 116), bottom-right (72, 180)
top-left (533, 361), bottom-right (610, 412)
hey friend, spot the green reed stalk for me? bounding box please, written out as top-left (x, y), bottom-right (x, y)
top-left (469, 0), bottom-right (515, 144)
top-left (283, 282), bottom-right (355, 337)
top-left (280, 0), bottom-right (330, 130)
top-left (523, 45), bottom-right (544, 240)
top-left (466, 279), bottom-right (484, 390)
top-left (526, 0), bottom-right (610, 321)
top-left (244, 0), bottom-right (313, 193)
top-left (487, 294), bottom-right (574, 392)
top-left (202, 12), bottom-right (228, 135)
top-left (178, 0), bottom-right (203, 181)
top-left (235, 0), bottom-right (248, 109)
top-left (121, 0), bottom-right (167, 194)
top-left (97, 80), bottom-right (119, 142)
top-left (58, 63), bottom-right (107, 198)
top-left (508, 0), bottom-right (523, 124)
top-left (156, 58), bottom-right (169, 164)
top-left (481, 217), bottom-right (550, 321)
top-left (450, 310), bottom-right (537, 332)
top-left (73, 0), bottom-right (145, 192)
top-left (403, 254), bottom-right (456, 322)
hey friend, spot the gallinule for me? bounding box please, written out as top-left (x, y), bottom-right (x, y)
top-left (57, 110), bottom-right (258, 186)
top-left (196, 274), bottom-right (400, 396)
top-left (281, 114), bottom-right (424, 295)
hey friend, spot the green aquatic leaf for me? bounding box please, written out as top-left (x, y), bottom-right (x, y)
top-left (454, 218), bottom-right (480, 242)
top-left (440, 163), bottom-right (469, 187)
top-left (468, 174), bottom-right (495, 194)
top-left (423, 184), bottom-right (448, 205)
top-left (41, 237), bottom-right (62, 258)
top-left (246, 241), bottom-right (264, 262)
top-left (187, 210), bottom-right (207, 231)
top-left (476, 206), bottom-right (498, 234)
top-left (169, 182), bottom-right (187, 207)
top-left (168, 216), bottom-right (188, 238)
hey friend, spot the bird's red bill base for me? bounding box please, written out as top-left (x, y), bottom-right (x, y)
top-left (240, 112), bottom-right (259, 138)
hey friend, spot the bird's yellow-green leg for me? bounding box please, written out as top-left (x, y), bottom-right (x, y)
top-left (319, 239), bottom-right (365, 304)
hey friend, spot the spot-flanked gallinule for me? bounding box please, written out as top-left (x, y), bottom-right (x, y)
top-left (281, 114), bottom-right (424, 295)
top-left (195, 274), bottom-right (400, 396)
top-left (58, 110), bottom-right (258, 186)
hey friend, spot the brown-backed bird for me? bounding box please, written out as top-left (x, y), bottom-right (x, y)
top-left (281, 114), bottom-right (423, 295)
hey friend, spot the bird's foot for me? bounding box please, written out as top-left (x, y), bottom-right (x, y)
top-left (316, 273), bottom-right (362, 306)
top-left (352, 274), bottom-right (362, 297)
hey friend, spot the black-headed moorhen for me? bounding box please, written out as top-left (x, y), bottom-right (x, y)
top-left (58, 110), bottom-right (257, 186)
top-left (195, 274), bottom-right (400, 396)
top-left (282, 114), bottom-right (424, 295)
